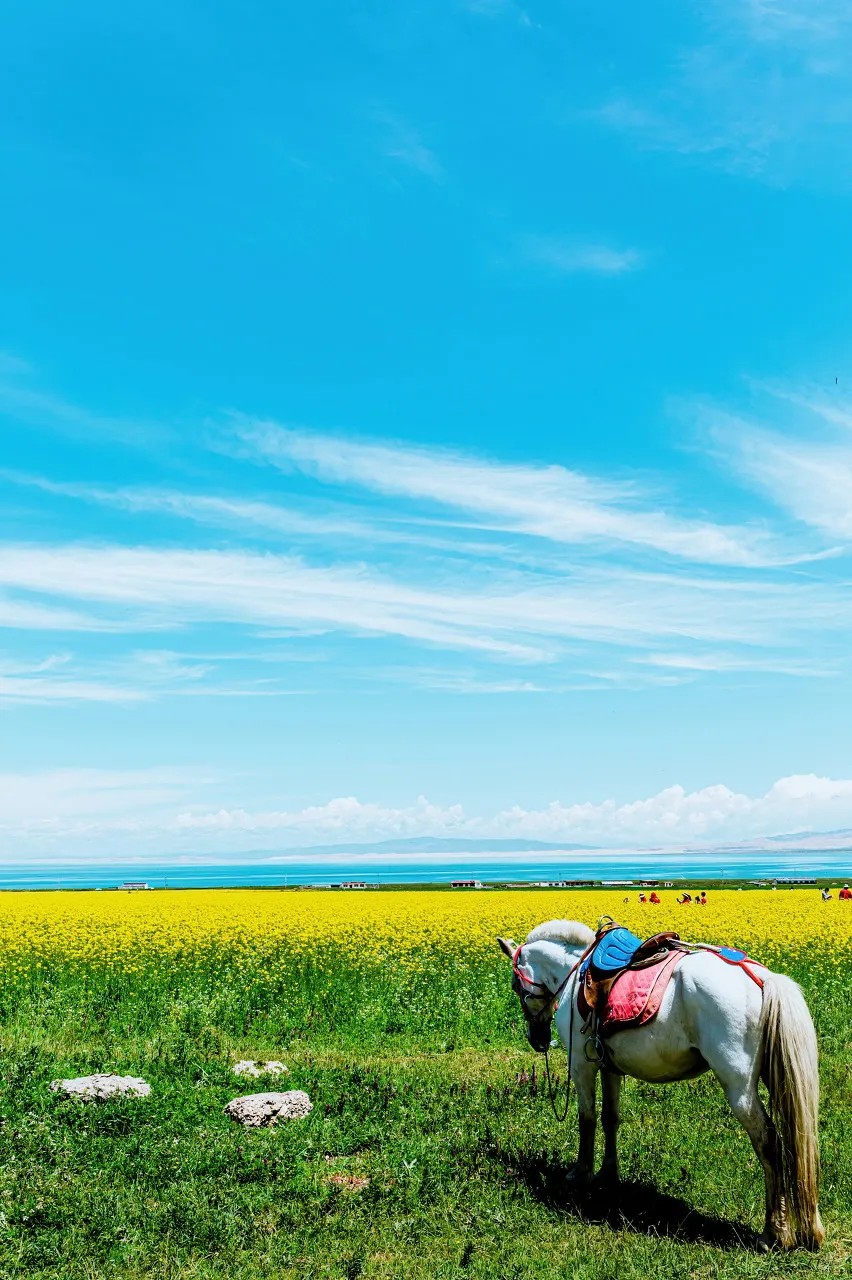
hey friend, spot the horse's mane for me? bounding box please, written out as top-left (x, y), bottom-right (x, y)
top-left (525, 919), bottom-right (595, 948)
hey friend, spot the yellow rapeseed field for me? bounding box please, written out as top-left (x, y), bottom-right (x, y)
top-left (0, 887), bottom-right (849, 974)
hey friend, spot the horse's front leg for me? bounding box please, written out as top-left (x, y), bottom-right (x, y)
top-left (568, 1055), bottom-right (597, 1185)
top-left (598, 1069), bottom-right (622, 1185)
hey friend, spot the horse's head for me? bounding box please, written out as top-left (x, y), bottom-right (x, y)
top-left (498, 921), bottom-right (595, 1054)
top-left (497, 935), bottom-right (558, 1053)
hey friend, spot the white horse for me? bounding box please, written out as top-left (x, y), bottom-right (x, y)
top-left (498, 920), bottom-right (823, 1251)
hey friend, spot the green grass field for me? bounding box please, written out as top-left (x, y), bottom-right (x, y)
top-left (0, 942), bottom-right (849, 1279)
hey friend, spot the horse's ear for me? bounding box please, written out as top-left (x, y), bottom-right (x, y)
top-left (497, 936), bottom-right (516, 959)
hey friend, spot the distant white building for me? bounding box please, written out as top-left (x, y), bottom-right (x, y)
top-left (451, 879), bottom-right (485, 889)
top-left (530, 880), bottom-right (593, 888)
top-left (120, 881), bottom-right (151, 891)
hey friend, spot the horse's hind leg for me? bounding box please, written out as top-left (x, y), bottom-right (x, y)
top-left (598, 1070), bottom-right (622, 1185)
top-left (717, 1074), bottom-right (791, 1250)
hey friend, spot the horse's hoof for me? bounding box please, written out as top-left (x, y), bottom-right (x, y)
top-left (591, 1168), bottom-right (620, 1191)
top-left (563, 1166), bottom-right (591, 1190)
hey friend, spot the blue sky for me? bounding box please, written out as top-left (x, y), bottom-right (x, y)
top-left (4, 1), bottom-right (852, 860)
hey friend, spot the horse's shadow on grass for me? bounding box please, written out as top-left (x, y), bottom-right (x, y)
top-left (497, 1151), bottom-right (760, 1251)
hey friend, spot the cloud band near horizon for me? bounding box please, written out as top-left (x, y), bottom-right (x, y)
top-left (4, 769), bottom-right (852, 861)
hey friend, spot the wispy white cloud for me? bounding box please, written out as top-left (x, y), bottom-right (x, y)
top-left (519, 235), bottom-right (645, 277)
top-left (0, 766), bottom-right (209, 829)
top-left (0, 471), bottom-right (515, 562)
top-left (131, 649), bottom-right (212, 683)
top-left (0, 351), bottom-right (33, 377)
top-left (374, 112), bottom-right (444, 181)
top-left (0, 649), bottom-right (198, 706)
top-left (235, 419), bottom-right (817, 567)
top-left (4, 472), bottom-right (385, 540)
top-left (746, 381), bottom-right (852, 431)
top-left (0, 673), bottom-right (146, 705)
top-left (0, 655), bottom-right (147, 706)
top-left (0, 538), bottom-right (849, 709)
top-left (0, 593), bottom-right (111, 633)
top-left (589, 2), bottom-right (852, 182)
top-left (588, 96), bottom-right (738, 161)
top-left (742, 0), bottom-right (852, 41)
top-left (394, 668), bottom-right (551, 694)
top-left (0, 361), bottom-right (169, 448)
top-left (0, 541), bottom-right (842, 662)
top-left (701, 387), bottom-right (852, 540)
top-left (0, 543), bottom-right (549, 660)
top-left (632, 651), bottom-right (835, 678)
top-left (0, 644), bottom-right (313, 707)
top-left (3, 372), bottom-right (849, 706)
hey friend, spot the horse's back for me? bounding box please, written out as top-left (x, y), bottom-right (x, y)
top-left (600, 949), bottom-right (765, 1084)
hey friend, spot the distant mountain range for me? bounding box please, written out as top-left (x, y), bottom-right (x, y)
top-left (271, 832), bottom-right (852, 858)
top-left (272, 836), bottom-right (599, 857)
top-left (17, 831), bottom-right (852, 872)
top-left (699, 830), bottom-right (852, 853)
top-left (160, 832), bottom-right (852, 865)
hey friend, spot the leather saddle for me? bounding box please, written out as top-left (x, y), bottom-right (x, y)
top-left (580, 924), bottom-right (686, 1018)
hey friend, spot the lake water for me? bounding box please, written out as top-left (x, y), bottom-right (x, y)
top-left (1, 847), bottom-right (850, 889)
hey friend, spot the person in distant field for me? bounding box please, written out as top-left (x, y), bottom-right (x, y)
top-left (839, 884), bottom-right (852, 901)
top-left (678, 892), bottom-right (692, 905)
top-left (623, 895), bottom-right (630, 903)
top-left (699, 890), bottom-right (707, 905)
top-left (638, 892), bottom-right (647, 904)
top-left (821, 887), bottom-right (833, 902)
top-left (649, 891), bottom-right (661, 905)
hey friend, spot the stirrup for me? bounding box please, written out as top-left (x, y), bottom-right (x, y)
top-left (584, 1034), bottom-right (606, 1065)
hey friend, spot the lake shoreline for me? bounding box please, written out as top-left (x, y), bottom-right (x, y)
top-left (1, 846), bottom-right (851, 891)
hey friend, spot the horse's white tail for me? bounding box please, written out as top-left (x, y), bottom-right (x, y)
top-left (760, 974), bottom-right (824, 1249)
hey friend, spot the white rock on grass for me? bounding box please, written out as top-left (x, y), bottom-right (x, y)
top-left (224, 1090), bottom-right (312, 1127)
top-left (232, 1059), bottom-right (289, 1079)
top-left (50, 1074), bottom-right (151, 1101)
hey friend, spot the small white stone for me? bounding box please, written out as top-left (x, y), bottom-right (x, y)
top-left (232, 1059), bottom-right (289, 1078)
top-left (232, 1060), bottom-right (263, 1078)
top-left (49, 1073), bottom-right (151, 1101)
top-left (224, 1090), bottom-right (312, 1127)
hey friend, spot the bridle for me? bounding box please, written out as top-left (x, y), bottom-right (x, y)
top-left (511, 936), bottom-right (597, 1018)
top-left (511, 943), bottom-right (576, 1020)
top-left (511, 939), bottom-right (595, 1122)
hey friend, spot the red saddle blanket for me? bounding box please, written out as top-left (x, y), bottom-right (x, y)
top-left (597, 947), bottom-right (687, 1036)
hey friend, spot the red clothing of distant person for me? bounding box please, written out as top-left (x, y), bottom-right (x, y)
top-left (649, 892), bottom-right (661, 904)
top-left (840, 886), bottom-right (852, 901)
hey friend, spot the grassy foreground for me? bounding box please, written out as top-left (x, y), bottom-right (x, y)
top-left (0, 891), bottom-right (849, 1278)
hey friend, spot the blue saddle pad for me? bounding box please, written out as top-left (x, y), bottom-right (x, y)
top-left (587, 926), bottom-right (643, 976)
top-left (717, 946), bottom-right (748, 963)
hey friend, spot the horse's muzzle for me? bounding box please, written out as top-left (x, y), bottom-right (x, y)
top-left (526, 1021), bottom-right (552, 1054)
